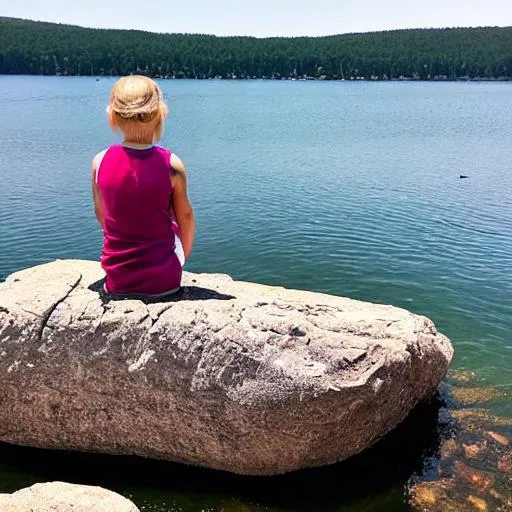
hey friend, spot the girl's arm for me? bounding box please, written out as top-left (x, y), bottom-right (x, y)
top-left (170, 154), bottom-right (195, 259)
top-left (91, 153), bottom-right (104, 227)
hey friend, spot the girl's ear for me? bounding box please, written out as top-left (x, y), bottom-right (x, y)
top-left (152, 104), bottom-right (169, 142)
top-left (153, 116), bottom-right (164, 143)
top-left (160, 101), bottom-right (169, 119)
top-left (106, 107), bottom-right (120, 132)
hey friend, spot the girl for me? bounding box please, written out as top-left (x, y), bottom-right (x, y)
top-left (91, 75), bottom-right (195, 297)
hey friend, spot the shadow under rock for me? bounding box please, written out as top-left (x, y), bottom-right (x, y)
top-left (88, 278), bottom-right (236, 304)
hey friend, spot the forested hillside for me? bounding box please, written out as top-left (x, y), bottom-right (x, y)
top-left (1, 17), bottom-right (511, 80)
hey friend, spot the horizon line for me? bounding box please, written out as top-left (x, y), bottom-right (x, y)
top-left (3, 15), bottom-right (511, 40)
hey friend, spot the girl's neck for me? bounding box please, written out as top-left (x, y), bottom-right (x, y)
top-left (122, 140), bottom-right (154, 149)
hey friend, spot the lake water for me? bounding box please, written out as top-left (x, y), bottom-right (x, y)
top-left (0, 76), bottom-right (511, 510)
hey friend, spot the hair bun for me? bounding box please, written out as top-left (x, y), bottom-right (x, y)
top-left (109, 76), bottom-right (165, 123)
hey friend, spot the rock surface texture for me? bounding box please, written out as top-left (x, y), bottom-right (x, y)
top-left (0, 481), bottom-right (139, 512)
top-left (0, 260), bottom-right (453, 475)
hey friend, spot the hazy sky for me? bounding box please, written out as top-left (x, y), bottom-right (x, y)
top-left (1, 0), bottom-right (511, 37)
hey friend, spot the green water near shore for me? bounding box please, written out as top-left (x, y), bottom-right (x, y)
top-left (0, 76), bottom-right (511, 510)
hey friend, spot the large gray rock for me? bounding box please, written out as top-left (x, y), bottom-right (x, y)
top-left (0, 481), bottom-right (138, 512)
top-left (0, 260), bottom-right (453, 475)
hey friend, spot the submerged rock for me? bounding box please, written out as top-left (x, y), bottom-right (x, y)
top-left (449, 369), bottom-right (477, 385)
top-left (0, 260), bottom-right (453, 475)
top-left (466, 495), bottom-right (489, 511)
top-left (451, 387), bottom-right (509, 407)
top-left (462, 439), bottom-right (488, 458)
top-left (409, 376), bottom-right (512, 512)
top-left (409, 479), bottom-right (463, 512)
top-left (485, 431), bottom-right (510, 447)
top-left (0, 481), bottom-right (138, 512)
top-left (452, 409), bottom-right (512, 431)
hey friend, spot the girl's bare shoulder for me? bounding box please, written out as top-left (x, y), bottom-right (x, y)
top-left (91, 148), bottom-right (109, 183)
top-left (92, 148), bottom-right (109, 169)
top-left (170, 153), bottom-right (186, 176)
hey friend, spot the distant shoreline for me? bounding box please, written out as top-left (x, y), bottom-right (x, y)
top-left (2, 18), bottom-right (511, 81)
top-left (2, 73), bottom-right (511, 82)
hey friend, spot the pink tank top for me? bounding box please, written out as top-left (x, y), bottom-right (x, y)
top-left (96, 145), bottom-right (182, 295)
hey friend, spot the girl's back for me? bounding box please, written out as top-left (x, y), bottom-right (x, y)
top-left (97, 144), bottom-right (182, 295)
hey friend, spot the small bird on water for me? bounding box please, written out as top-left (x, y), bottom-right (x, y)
top-left (460, 175), bottom-right (469, 179)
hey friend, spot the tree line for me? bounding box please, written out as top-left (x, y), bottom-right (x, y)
top-left (1, 17), bottom-right (511, 80)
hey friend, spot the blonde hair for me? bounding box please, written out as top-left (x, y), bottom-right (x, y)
top-left (107, 75), bottom-right (169, 144)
